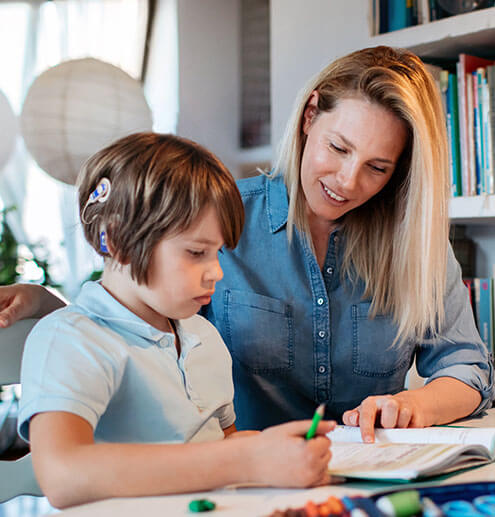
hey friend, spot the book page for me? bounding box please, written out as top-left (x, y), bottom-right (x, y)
top-left (328, 442), bottom-right (490, 480)
top-left (328, 425), bottom-right (495, 454)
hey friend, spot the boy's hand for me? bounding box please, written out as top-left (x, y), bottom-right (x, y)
top-left (249, 420), bottom-right (335, 488)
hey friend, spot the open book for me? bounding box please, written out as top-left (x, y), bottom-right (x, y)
top-left (327, 425), bottom-right (495, 482)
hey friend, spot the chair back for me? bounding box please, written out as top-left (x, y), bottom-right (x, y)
top-left (0, 318), bottom-right (43, 502)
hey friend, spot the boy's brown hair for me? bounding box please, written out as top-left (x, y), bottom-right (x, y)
top-left (78, 132), bottom-right (244, 284)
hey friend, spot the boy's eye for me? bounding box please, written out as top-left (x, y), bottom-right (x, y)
top-left (188, 249), bottom-right (205, 257)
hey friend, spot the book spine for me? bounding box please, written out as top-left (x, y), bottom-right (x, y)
top-left (457, 59), bottom-right (472, 196)
top-left (447, 72), bottom-right (462, 196)
top-left (482, 72), bottom-right (493, 194)
top-left (487, 65), bottom-right (495, 196)
top-left (463, 278), bottom-right (474, 310)
top-left (474, 278), bottom-right (493, 351)
top-left (466, 74), bottom-right (478, 194)
top-left (388, 0), bottom-right (408, 31)
top-left (475, 71), bottom-right (485, 193)
top-left (380, 0), bottom-right (389, 33)
top-left (419, 0), bottom-right (430, 23)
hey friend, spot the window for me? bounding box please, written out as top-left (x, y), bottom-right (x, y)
top-left (0, 0), bottom-right (149, 297)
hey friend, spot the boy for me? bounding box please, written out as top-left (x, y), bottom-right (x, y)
top-left (18, 133), bottom-right (333, 509)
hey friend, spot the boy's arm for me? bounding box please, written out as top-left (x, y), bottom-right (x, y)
top-left (30, 411), bottom-right (334, 509)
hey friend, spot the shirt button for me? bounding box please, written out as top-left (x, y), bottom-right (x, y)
top-left (318, 365), bottom-right (326, 374)
top-left (326, 267), bottom-right (334, 275)
top-left (317, 298), bottom-right (324, 305)
top-left (318, 330), bottom-right (325, 338)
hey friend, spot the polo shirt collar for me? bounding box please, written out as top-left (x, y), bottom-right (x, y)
top-left (75, 281), bottom-right (197, 346)
top-left (266, 174), bottom-right (289, 234)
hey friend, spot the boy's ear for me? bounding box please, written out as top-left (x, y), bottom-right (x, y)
top-left (302, 90), bottom-right (319, 135)
top-left (104, 224), bottom-right (130, 265)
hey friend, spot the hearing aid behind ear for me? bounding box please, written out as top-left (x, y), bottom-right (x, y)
top-left (89, 177), bottom-right (111, 203)
top-left (81, 177), bottom-right (112, 224)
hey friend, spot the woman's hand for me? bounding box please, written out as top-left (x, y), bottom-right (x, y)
top-left (248, 420), bottom-right (336, 488)
top-left (342, 392), bottom-right (424, 443)
top-left (0, 284), bottom-right (66, 327)
top-left (342, 378), bottom-right (483, 443)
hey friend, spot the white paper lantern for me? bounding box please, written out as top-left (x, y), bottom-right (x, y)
top-left (0, 89), bottom-right (18, 172)
top-left (21, 58), bottom-right (153, 185)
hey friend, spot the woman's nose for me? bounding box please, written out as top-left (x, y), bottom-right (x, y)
top-left (336, 159), bottom-right (359, 191)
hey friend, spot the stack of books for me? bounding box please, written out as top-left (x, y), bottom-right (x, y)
top-left (427, 55), bottom-right (495, 198)
top-left (371, 1), bottom-right (495, 35)
top-left (371, 1), bottom-right (451, 34)
top-left (464, 277), bottom-right (495, 355)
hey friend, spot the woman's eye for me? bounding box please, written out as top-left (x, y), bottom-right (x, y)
top-left (330, 143), bottom-right (346, 154)
top-left (370, 164), bottom-right (386, 173)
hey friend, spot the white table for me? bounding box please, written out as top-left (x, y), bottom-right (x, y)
top-left (45, 464), bottom-right (495, 517)
top-left (43, 409), bottom-right (495, 517)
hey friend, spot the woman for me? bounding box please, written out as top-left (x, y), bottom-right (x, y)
top-left (3, 46), bottom-right (493, 442)
top-left (203, 46), bottom-right (493, 441)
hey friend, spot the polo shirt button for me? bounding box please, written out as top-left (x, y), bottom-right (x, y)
top-left (317, 298), bottom-right (324, 305)
top-left (318, 330), bottom-right (325, 338)
top-left (318, 365), bottom-right (326, 374)
top-left (326, 267), bottom-right (333, 275)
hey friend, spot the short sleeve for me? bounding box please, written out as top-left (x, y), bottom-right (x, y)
top-left (18, 311), bottom-right (124, 441)
top-left (215, 402), bottom-right (236, 429)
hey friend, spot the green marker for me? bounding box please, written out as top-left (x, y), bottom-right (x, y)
top-left (305, 403), bottom-right (326, 440)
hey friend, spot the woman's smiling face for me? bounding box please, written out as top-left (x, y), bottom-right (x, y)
top-left (300, 93), bottom-right (407, 231)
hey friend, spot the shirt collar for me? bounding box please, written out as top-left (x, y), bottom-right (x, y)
top-left (266, 174), bottom-right (289, 234)
top-left (74, 281), bottom-right (197, 346)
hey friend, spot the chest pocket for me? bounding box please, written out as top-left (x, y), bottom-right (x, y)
top-left (351, 302), bottom-right (413, 377)
top-left (223, 289), bottom-right (294, 374)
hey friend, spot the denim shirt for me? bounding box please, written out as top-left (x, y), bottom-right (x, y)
top-left (203, 174), bottom-right (494, 430)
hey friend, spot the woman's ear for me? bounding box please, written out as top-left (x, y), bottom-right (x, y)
top-left (302, 90), bottom-right (319, 135)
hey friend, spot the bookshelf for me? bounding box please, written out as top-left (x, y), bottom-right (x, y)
top-left (367, 5), bottom-right (495, 281)
top-left (372, 7), bottom-right (495, 228)
top-left (371, 7), bottom-right (495, 59)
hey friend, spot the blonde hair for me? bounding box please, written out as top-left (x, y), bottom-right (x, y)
top-left (273, 46), bottom-right (449, 343)
top-left (78, 132), bottom-right (244, 285)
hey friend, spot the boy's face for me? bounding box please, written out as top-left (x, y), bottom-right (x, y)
top-left (108, 205), bottom-right (225, 330)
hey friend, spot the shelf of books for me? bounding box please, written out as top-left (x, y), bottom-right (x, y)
top-left (369, 4), bottom-right (495, 353)
top-left (370, 5), bottom-right (495, 221)
top-left (371, 4), bottom-right (495, 60)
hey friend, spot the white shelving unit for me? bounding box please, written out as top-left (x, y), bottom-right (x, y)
top-left (371, 7), bottom-right (495, 60)
top-left (450, 196), bottom-right (495, 225)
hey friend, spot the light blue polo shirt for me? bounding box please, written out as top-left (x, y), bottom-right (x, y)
top-left (19, 281), bottom-right (235, 444)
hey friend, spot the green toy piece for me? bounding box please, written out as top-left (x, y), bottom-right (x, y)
top-left (188, 499), bottom-right (216, 512)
